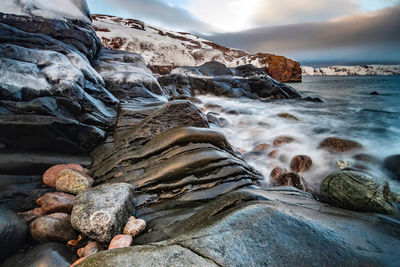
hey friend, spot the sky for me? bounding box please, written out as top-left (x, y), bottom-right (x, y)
top-left (87, 0), bottom-right (400, 65)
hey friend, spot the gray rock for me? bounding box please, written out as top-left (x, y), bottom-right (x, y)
top-left (71, 183), bottom-right (135, 243)
top-left (320, 171), bottom-right (397, 214)
top-left (0, 206), bottom-right (27, 262)
top-left (78, 188), bottom-right (400, 267)
top-left (1, 242), bottom-right (75, 267)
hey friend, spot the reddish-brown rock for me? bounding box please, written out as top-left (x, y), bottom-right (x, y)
top-left (252, 53), bottom-right (302, 82)
top-left (253, 143), bottom-right (270, 152)
top-left (71, 257), bottom-right (87, 267)
top-left (290, 155), bottom-right (313, 173)
top-left (123, 216), bottom-right (146, 237)
top-left (18, 207), bottom-right (45, 223)
top-left (319, 137), bottom-right (363, 153)
top-left (268, 150), bottom-right (279, 158)
top-left (271, 172), bottom-right (306, 191)
top-left (43, 164), bottom-right (86, 188)
top-left (55, 169), bottom-right (94, 195)
top-left (36, 192), bottom-right (75, 214)
top-left (108, 235), bottom-right (133, 250)
top-left (30, 213), bottom-right (76, 243)
top-left (270, 167), bottom-right (288, 182)
top-left (273, 136), bottom-right (295, 147)
top-left (77, 242), bottom-right (103, 258)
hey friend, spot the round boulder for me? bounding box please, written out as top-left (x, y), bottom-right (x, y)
top-left (383, 155), bottom-right (400, 181)
top-left (55, 169), bottom-right (94, 195)
top-left (36, 192), bottom-right (75, 214)
top-left (0, 207), bottom-right (27, 262)
top-left (43, 164), bottom-right (86, 188)
top-left (30, 213), bottom-right (77, 243)
top-left (319, 137), bottom-right (363, 153)
top-left (320, 171), bottom-right (397, 214)
top-left (290, 155), bottom-right (312, 173)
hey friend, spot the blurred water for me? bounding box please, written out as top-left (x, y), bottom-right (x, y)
top-left (198, 76), bottom-right (400, 192)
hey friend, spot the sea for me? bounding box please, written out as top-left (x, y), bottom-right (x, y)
top-left (197, 76), bottom-right (400, 192)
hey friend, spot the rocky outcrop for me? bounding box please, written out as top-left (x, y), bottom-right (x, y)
top-left (92, 14), bottom-right (302, 82)
top-left (303, 65), bottom-right (400, 76)
top-left (78, 188), bottom-right (400, 267)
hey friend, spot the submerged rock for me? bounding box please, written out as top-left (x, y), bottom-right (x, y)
top-left (290, 155), bottom-right (312, 173)
top-left (320, 171), bottom-right (396, 214)
top-left (383, 154), bottom-right (400, 181)
top-left (252, 143), bottom-right (270, 152)
top-left (277, 113), bottom-right (299, 121)
top-left (319, 137), bottom-right (363, 153)
top-left (43, 164), bottom-right (86, 188)
top-left (36, 192), bottom-right (75, 214)
top-left (0, 206), bottom-right (27, 262)
top-left (30, 213), bottom-right (77, 243)
top-left (273, 136), bottom-right (295, 147)
top-left (55, 169), bottom-right (94, 195)
top-left (71, 183), bottom-right (135, 243)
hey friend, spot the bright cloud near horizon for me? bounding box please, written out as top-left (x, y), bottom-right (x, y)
top-left (87, 0), bottom-right (399, 33)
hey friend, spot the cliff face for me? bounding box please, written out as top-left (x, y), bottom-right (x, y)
top-left (92, 14), bottom-right (302, 82)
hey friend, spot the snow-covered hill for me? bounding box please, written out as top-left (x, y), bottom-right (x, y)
top-left (302, 65), bottom-right (400, 76)
top-left (92, 14), bottom-right (302, 82)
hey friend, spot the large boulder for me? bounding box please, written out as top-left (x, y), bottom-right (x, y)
top-left (71, 183), bottom-right (135, 243)
top-left (1, 242), bottom-right (75, 267)
top-left (320, 171), bottom-right (397, 214)
top-left (77, 188), bottom-right (400, 267)
top-left (0, 206), bottom-right (27, 262)
top-left (383, 155), bottom-right (400, 181)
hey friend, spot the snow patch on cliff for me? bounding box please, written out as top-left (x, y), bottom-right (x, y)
top-left (0, 0), bottom-right (91, 22)
top-left (303, 65), bottom-right (400, 76)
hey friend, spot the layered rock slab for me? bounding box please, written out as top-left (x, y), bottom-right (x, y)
top-left (78, 188), bottom-right (400, 267)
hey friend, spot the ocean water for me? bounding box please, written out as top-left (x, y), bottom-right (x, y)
top-left (198, 76), bottom-right (400, 192)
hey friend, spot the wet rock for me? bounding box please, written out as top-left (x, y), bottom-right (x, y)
top-left (204, 103), bottom-right (224, 110)
top-left (319, 137), bottom-right (363, 153)
top-left (55, 169), bottom-right (94, 195)
top-left (270, 167), bottom-right (288, 182)
top-left (71, 183), bottom-right (135, 243)
top-left (252, 143), bottom-right (270, 152)
top-left (370, 91), bottom-right (380, 95)
top-left (277, 113), bottom-right (299, 121)
top-left (0, 206), bottom-right (27, 262)
top-left (43, 164), bottom-right (86, 188)
top-left (271, 172), bottom-right (306, 191)
top-left (354, 154), bottom-right (380, 164)
top-left (123, 216), bottom-right (147, 237)
top-left (268, 149), bottom-right (279, 158)
top-left (1, 242), bottom-right (75, 267)
top-left (320, 171), bottom-right (396, 214)
top-left (290, 155), bottom-right (312, 173)
top-left (18, 207), bottom-right (45, 223)
top-left (77, 242), bottom-right (103, 258)
top-left (206, 112), bottom-right (228, 127)
top-left (335, 160), bottom-right (349, 169)
top-left (273, 136), bottom-right (295, 147)
top-left (383, 155), bottom-right (400, 181)
top-left (108, 234), bottom-right (133, 250)
top-left (36, 192), bottom-right (75, 214)
top-left (30, 213), bottom-right (77, 243)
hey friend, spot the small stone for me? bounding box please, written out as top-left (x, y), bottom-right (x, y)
top-left (36, 192), bottom-right (75, 214)
top-left (71, 257), bottom-right (87, 267)
top-left (67, 239), bottom-right (78, 247)
top-left (268, 149), bottom-right (279, 158)
top-left (273, 136), bottom-right (295, 147)
top-left (336, 160), bottom-right (349, 169)
top-left (55, 169), bottom-right (94, 195)
top-left (277, 113), bottom-right (299, 121)
top-left (253, 143), bottom-right (270, 152)
top-left (319, 137), bottom-right (363, 153)
top-left (271, 172), bottom-right (306, 191)
top-left (290, 155), bottom-right (312, 173)
top-left (204, 103), bottom-right (223, 110)
top-left (77, 242), bottom-right (103, 257)
top-left (43, 164), bottom-right (86, 188)
top-left (30, 213), bottom-right (76, 243)
top-left (18, 207), bottom-right (45, 223)
top-left (123, 216), bottom-right (146, 237)
top-left (108, 235), bottom-right (133, 250)
top-left (270, 167), bottom-right (288, 182)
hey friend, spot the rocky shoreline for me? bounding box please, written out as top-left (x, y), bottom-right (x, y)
top-left (1, 1), bottom-right (400, 266)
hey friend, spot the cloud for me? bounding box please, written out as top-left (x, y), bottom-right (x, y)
top-left (204, 5), bottom-right (400, 65)
top-left (88, 0), bottom-right (216, 33)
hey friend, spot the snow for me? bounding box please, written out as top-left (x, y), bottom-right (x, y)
top-left (92, 15), bottom-right (266, 69)
top-left (303, 65), bottom-right (400, 76)
top-left (0, 0), bottom-right (90, 22)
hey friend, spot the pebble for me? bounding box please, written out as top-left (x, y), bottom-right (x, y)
top-left (30, 213), bottom-right (76, 243)
top-left (273, 136), bottom-right (295, 147)
top-left (123, 216), bottom-right (146, 237)
top-left (43, 164), bottom-right (86, 188)
top-left (77, 242), bottom-right (103, 258)
top-left (36, 192), bottom-right (75, 214)
top-left (108, 235), bottom-right (133, 250)
top-left (55, 169), bottom-right (94, 195)
top-left (252, 143), bottom-right (270, 152)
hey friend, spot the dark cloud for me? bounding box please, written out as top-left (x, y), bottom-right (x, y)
top-left (90, 0), bottom-right (216, 33)
top-left (204, 5), bottom-right (400, 65)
